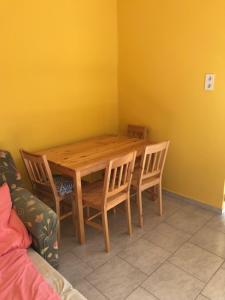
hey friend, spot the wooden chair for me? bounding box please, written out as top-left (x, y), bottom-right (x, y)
top-left (132, 142), bottom-right (170, 228)
top-left (20, 150), bottom-right (75, 242)
top-left (82, 151), bottom-right (136, 252)
top-left (127, 124), bottom-right (148, 139)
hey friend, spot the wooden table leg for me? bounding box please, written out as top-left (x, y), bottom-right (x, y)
top-left (74, 171), bottom-right (85, 244)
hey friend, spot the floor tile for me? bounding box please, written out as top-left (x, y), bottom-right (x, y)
top-left (71, 234), bottom-right (120, 269)
top-left (181, 204), bottom-right (216, 220)
top-left (169, 242), bottom-right (223, 282)
top-left (61, 218), bottom-right (75, 238)
top-left (142, 262), bottom-right (204, 300)
top-left (59, 195), bottom-right (224, 300)
top-left (207, 214), bottom-right (225, 234)
top-left (75, 279), bottom-right (107, 300)
top-left (162, 194), bottom-right (188, 209)
top-left (143, 223), bottom-right (191, 253)
top-left (202, 268), bottom-right (225, 300)
top-left (60, 236), bottom-right (79, 254)
top-left (196, 295), bottom-right (210, 300)
top-left (221, 261), bottom-right (225, 269)
top-left (87, 256), bottom-right (147, 300)
top-left (110, 215), bottom-right (145, 249)
top-left (126, 287), bottom-right (157, 300)
top-left (139, 194), bottom-right (180, 218)
top-left (58, 251), bottom-right (93, 284)
top-left (132, 210), bottom-right (164, 231)
top-left (119, 238), bottom-right (170, 275)
top-left (109, 210), bottom-right (133, 234)
top-left (191, 226), bottom-right (225, 258)
top-left (165, 210), bottom-right (208, 234)
top-left (143, 214), bottom-right (165, 232)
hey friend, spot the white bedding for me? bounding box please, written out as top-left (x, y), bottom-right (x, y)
top-left (28, 249), bottom-right (86, 300)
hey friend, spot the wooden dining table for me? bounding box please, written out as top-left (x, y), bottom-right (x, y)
top-left (37, 135), bottom-right (152, 245)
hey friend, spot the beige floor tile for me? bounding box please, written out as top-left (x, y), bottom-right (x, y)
top-left (110, 222), bottom-right (145, 249)
top-left (58, 251), bottom-right (93, 284)
top-left (60, 236), bottom-right (79, 254)
top-left (142, 214), bottom-right (165, 232)
top-left (131, 206), bottom-right (165, 231)
top-left (87, 256), bottom-right (147, 300)
top-left (181, 204), bottom-right (217, 220)
top-left (207, 214), bottom-right (225, 234)
top-left (126, 287), bottom-right (157, 300)
top-left (71, 234), bottom-right (120, 269)
top-left (221, 261), bottom-right (225, 269)
top-left (169, 242), bottom-right (223, 282)
top-left (119, 238), bottom-right (170, 275)
top-left (162, 194), bottom-right (188, 209)
top-left (59, 197), bottom-right (225, 299)
top-left (165, 210), bottom-right (208, 234)
top-left (142, 262), bottom-right (204, 300)
top-left (196, 295), bottom-right (210, 300)
top-left (202, 268), bottom-right (225, 300)
top-left (75, 279), bottom-right (107, 300)
top-left (143, 223), bottom-right (191, 253)
top-left (191, 227), bottom-right (225, 258)
top-left (109, 210), bottom-right (133, 234)
top-left (140, 194), bottom-right (180, 218)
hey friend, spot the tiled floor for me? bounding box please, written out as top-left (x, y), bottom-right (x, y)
top-left (59, 193), bottom-right (225, 300)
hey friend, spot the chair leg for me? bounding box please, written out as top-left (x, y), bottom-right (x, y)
top-left (158, 183), bottom-right (163, 216)
top-left (137, 188), bottom-right (143, 228)
top-left (102, 210), bottom-right (110, 252)
top-left (125, 196), bottom-right (132, 236)
top-left (72, 199), bottom-right (79, 240)
top-left (56, 202), bottom-right (61, 243)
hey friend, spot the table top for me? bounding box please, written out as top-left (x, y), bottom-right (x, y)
top-left (37, 135), bottom-right (152, 176)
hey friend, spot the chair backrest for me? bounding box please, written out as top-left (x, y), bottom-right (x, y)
top-left (20, 150), bottom-right (58, 200)
top-left (127, 124), bottom-right (148, 139)
top-left (103, 152), bottom-right (136, 207)
top-left (139, 141), bottom-right (170, 183)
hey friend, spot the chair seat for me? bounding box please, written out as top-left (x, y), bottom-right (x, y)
top-left (132, 168), bottom-right (160, 190)
top-left (83, 181), bottom-right (128, 210)
top-left (53, 175), bottom-right (73, 197)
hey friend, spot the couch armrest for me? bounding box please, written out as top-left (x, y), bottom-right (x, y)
top-left (0, 150), bottom-right (23, 192)
top-left (11, 187), bottom-right (59, 268)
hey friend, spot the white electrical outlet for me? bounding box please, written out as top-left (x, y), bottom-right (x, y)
top-left (205, 74), bottom-right (215, 91)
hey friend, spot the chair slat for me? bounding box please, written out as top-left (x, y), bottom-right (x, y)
top-left (123, 163), bottom-right (128, 185)
top-left (111, 167), bottom-right (117, 191)
top-left (132, 141), bottom-right (170, 228)
top-left (118, 165), bottom-right (124, 187)
top-left (145, 154), bottom-right (151, 174)
top-left (27, 160), bottom-right (36, 182)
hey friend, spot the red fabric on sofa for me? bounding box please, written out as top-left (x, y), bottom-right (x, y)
top-left (0, 184), bottom-right (61, 300)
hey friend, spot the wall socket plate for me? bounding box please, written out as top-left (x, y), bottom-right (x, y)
top-left (205, 74), bottom-right (215, 91)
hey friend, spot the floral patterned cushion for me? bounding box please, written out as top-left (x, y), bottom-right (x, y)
top-left (53, 175), bottom-right (73, 196)
top-left (0, 150), bottom-right (23, 192)
top-left (12, 187), bottom-right (59, 268)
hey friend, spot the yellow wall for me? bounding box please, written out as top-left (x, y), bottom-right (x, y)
top-left (1, 1), bottom-right (224, 209)
top-left (118, 0), bottom-right (225, 208)
top-left (0, 0), bottom-right (118, 169)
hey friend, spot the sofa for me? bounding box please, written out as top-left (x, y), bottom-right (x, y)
top-left (0, 150), bottom-right (86, 300)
